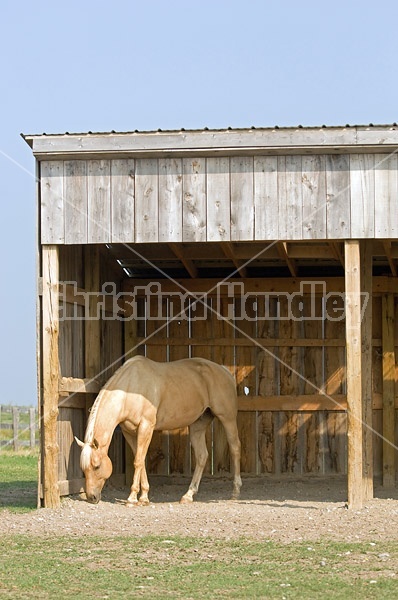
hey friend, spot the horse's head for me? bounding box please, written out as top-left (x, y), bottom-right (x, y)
top-left (75, 437), bottom-right (113, 503)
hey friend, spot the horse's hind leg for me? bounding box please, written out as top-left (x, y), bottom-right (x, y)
top-left (180, 411), bottom-right (213, 504)
top-left (217, 415), bottom-right (242, 500)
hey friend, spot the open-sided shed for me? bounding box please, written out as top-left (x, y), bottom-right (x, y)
top-left (24, 125), bottom-right (398, 509)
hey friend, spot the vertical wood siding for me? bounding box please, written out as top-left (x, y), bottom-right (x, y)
top-left (375, 153), bottom-right (398, 237)
top-left (126, 291), bottom-right (354, 477)
top-left (41, 161), bottom-right (64, 244)
top-left (111, 158), bottom-right (135, 243)
top-left (41, 154), bottom-right (398, 243)
top-left (55, 272), bottom-right (395, 488)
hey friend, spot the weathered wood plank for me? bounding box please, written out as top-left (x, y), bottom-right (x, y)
top-left (168, 300), bottom-right (190, 475)
top-left (254, 156), bottom-right (278, 240)
top-left (145, 296), bottom-right (168, 475)
top-left (41, 161), bottom-right (64, 244)
top-left (159, 158), bottom-right (183, 242)
top-left (58, 406), bottom-right (85, 480)
top-left (257, 296), bottom-right (278, 473)
top-left (286, 155), bottom-right (303, 239)
top-left (141, 336), bottom-right (348, 347)
top-left (350, 154), bottom-right (375, 238)
top-left (375, 153), bottom-right (398, 238)
top-left (326, 411), bottom-right (347, 474)
top-left (84, 246), bottom-right (101, 381)
top-left (42, 245), bottom-right (60, 508)
top-left (361, 241), bottom-right (373, 500)
top-left (303, 297), bottom-right (323, 473)
top-left (278, 156), bottom-right (303, 240)
top-left (326, 155), bottom-right (350, 238)
top-left (235, 296), bottom-right (257, 473)
top-left (230, 156), bottom-right (254, 240)
top-left (302, 155), bottom-right (327, 239)
top-left (64, 160), bottom-right (88, 244)
top-left (345, 240), bottom-right (363, 509)
top-left (207, 157), bottom-right (230, 241)
top-left (124, 275), bottom-right (398, 296)
top-left (182, 158), bottom-right (206, 241)
top-left (382, 293), bottom-right (396, 487)
top-left (239, 395), bottom-right (347, 411)
top-left (111, 158), bottom-right (135, 243)
top-left (213, 297), bottom-right (235, 475)
top-left (277, 156), bottom-right (287, 239)
top-left (32, 126), bottom-right (392, 158)
top-left (190, 297), bottom-right (215, 474)
top-left (59, 377), bottom-right (101, 394)
top-left (135, 158), bottom-right (158, 242)
top-left (87, 160), bottom-right (111, 243)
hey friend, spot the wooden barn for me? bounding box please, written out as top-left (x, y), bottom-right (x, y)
top-left (23, 125), bottom-right (398, 509)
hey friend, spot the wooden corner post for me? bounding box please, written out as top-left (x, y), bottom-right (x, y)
top-left (42, 244), bottom-right (60, 508)
top-left (345, 240), bottom-right (362, 509)
top-left (360, 241), bottom-right (373, 501)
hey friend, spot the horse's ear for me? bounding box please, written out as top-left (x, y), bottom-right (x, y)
top-left (74, 436), bottom-right (84, 448)
top-left (91, 438), bottom-right (99, 450)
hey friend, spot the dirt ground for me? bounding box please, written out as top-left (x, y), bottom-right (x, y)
top-left (2, 475), bottom-right (398, 543)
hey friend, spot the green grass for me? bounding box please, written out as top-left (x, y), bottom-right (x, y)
top-left (1, 453), bottom-right (398, 598)
top-left (0, 450), bottom-right (38, 511)
top-left (1, 536), bottom-right (397, 599)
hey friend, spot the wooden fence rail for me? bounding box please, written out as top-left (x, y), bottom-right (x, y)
top-left (0, 406), bottom-right (38, 450)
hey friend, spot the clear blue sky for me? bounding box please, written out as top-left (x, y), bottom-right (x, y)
top-left (0, 0), bottom-right (397, 405)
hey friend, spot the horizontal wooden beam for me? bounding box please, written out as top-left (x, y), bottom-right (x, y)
top-left (238, 395), bottom-right (347, 411)
top-left (59, 377), bottom-right (101, 395)
top-left (123, 276), bottom-right (398, 295)
top-left (138, 337), bottom-right (389, 348)
top-left (25, 126), bottom-right (398, 160)
top-left (58, 384), bottom-right (397, 412)
top-left (58, 474), bottom-right (125, 497)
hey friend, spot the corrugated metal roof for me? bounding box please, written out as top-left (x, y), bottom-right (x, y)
top-left (21, 122), bottom-right (398, 142)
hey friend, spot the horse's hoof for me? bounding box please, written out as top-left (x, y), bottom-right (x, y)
top-left (180, 495), bottom-right (193, 504)
top-left (125, 500), bottom-right (139, 508)
top-left (138, 499), bottom-right (150, 506)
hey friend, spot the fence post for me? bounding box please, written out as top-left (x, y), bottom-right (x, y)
top-left (30, 407), bottom-right (36, 449)
top-left (12, 407), bottom-right (19, 452)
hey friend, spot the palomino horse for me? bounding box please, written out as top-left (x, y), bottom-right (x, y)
top-left (75, 356), bottom-right (242, 505)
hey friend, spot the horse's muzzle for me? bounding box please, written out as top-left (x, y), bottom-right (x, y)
top-left (86, 493), bottom-right (101, 504)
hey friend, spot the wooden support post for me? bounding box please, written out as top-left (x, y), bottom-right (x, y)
top-left (361, 241), bottom-right (373, 501)
top-left (42, 245), bottom-right (60, 508)
top-left (345, 240), bottom-right (364, 509)
top-left (382, 293), bottom-right (396, 487)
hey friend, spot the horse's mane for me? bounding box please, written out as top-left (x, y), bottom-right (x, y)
top-left (84, 392), bottom-right (103, 445)
top-left (80, 365), bottom-right (125, 470)
top-left (80, 443), bottom-right (93, 471)
top-left (79, 391), bottom-right (104, 470)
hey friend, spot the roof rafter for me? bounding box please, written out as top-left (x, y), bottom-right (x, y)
top-left (220, 242), bottom-right (248, 277)
top-left (383, 241), bottom-right (397, 277)
top-left (277, 242), bottom-right (297, 277)
top-left (168, 243), bottom-right (198, 278)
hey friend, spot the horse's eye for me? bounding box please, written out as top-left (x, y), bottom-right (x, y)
top-left (93, 465), bottom-right (101, 471)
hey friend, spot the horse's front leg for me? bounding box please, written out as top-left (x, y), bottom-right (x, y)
top-left (126, 419), bottom-right (154, 507)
